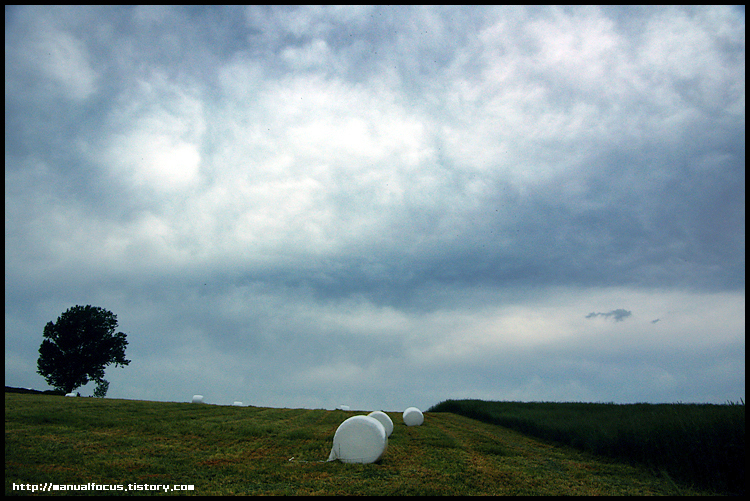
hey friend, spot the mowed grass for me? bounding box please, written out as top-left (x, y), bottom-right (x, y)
top-left (5, 393), bottom-right (716, 495)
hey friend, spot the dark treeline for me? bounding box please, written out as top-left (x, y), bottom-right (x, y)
top-left (5, 386), bottom-right (64, 395)
top-left (428, 399), bottom-right (744, 495)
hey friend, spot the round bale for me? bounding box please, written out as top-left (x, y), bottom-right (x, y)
top-left (403, 406), bottom-right (424, 426)
top-left (328, 415), bottom-right (388, 464)
top-left (367, 410), bottom-right (394, 437)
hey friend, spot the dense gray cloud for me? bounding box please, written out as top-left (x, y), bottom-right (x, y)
top-left (5, 6), bottom-right (744, 409)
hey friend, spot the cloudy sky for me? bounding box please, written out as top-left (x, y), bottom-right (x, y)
top-left (5, 6), bottom-right (745, 411)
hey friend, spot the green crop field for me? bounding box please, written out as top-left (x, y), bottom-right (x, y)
top-left (429, 399), bottom-right (745, 496)
top-left (4, 392), bottom-right (731, 495)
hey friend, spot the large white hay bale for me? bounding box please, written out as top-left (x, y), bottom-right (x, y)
top-left (65, 392), bottom-right (77, 397)
top-left (192, 395), bottom-right (204, 403)
top-left (367, 410), bottom-right (394, 437)
top-left (403, 407), bottom-right (424, 426)
top-left (233, 401), bottom-right (243, 406)
top-left (328, 415), bottom-right (388, 464)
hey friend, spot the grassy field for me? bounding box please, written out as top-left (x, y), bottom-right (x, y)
top-left (5, 393), bottom-right (723, 496)
top-left (429, 398), bottom-right (745, 496)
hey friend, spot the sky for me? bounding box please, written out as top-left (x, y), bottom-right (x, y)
top-left (5, 5), bottom-right (745, 411)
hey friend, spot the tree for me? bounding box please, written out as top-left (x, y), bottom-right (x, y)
top-left (37, 305), bottom-right (130, 396)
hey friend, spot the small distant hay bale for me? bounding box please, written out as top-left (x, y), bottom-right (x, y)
top-left (328, 415), bottom-right (388, 464)
top-left (337, 405), bottom-right (350, 411)
top-left (65, 392), bottom-right (77, 397)
top-left (403, 407), bottom-right (424, 426)
top-left (367, 410), bottom-right (394, 437)
top-left (232, 401), bottom-right (243, 406)
top-left (192, 395), bottom-right (204, 403)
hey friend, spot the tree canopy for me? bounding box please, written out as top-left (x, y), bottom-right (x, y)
top-left (37, 305), bottom-right (130, 396)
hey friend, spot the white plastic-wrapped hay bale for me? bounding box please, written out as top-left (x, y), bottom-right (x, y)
top-left (65, 392), bottom-right (77, 397)
top-left (328, 415), bottom-right (388, 464)
top-left (403, 407), bottom-right (424, 426)
top-left (232, 401), bottom-right (243, 406)
top-left (192, 395), bottom-right (204, 404)
top-left (367, 410), bottom-right (394, 437)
